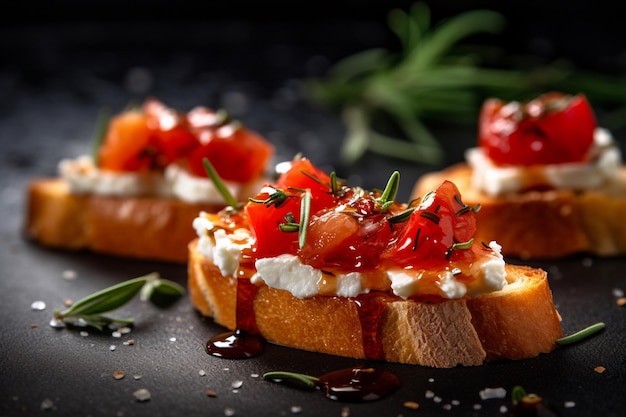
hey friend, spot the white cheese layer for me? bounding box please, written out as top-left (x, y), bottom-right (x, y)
top-left (468, 127), bottom-right (622, 197)
top-left (59, 155), bottom-right (242, 204)
top-left (193, 213), bottom-right (507, 300)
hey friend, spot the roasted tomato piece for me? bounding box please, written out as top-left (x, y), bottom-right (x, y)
top-left (478, 92), bottom-right (597, 166)
top-left (299, 208), bottom-right (394, 271)
top-left (245, 157), bottom-right (338, 259)
top-left (383, 180), bottom-right (477, 266)
top-left (186, 107), bottom-right (274, 183)
top-left (98, 110), bottom-right (156, 171)
top-left (143, 99), bottom-right (198, 164)
top-left (99, 99), bottom-right (197, 172)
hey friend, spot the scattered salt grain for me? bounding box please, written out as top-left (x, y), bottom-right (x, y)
top-left (581, 257), bottom-right (593, 267)
top-left (118, 326), bottom-right (131, 334)
top-left (40, 398), bottom-right (54, 410)
top-left (112, 331), bottom-right (122, 338)
top-left (199, 370), bottom-right (206, 377)
top-left (250, 373), bottom-right (259, 378)
top-left (479, 387), bottom-right (507, 400)
top-left (340, 407), bottom-right (350, 417)
top-left (499, 405), bottom-right (508, 413)
top-left (612, 288), bottom-right (624, 298)
top-left (224, 407), bottom-right (235, 416)
top-left (473, 404), bottom-right (482, 410)
top-left (133, 388), bottom-right (151, 402)
top-left (109, 345), bottom-right (116, 351)
top-left (428, 377), bottom-right (435, 383)
top-left (451, 400), bottom-right (460, 406)
top-left (169, 337), bottom-right (177, 342)
top-left (231, 380), bottom-right (243, 389)
top-left (442, 404), bottom-right (452, 410)
top-left (433, 396), bottom-right (442, 403)
top-left (31, 301), bottom-right (46, 311)
top-left (425, 390), bottom-right (435, 399)
top-left (564, 401), bottom-right (576, 408)
top-left (133, 375), bottom-right (142, 380)
top-left (290, 405), bottom-right (302, 414)
top-left (123, 339), bottom-right (135, 346)
top-left (80, 331), bottom-right (89, 337)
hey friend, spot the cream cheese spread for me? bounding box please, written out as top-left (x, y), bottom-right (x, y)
top-left (59, 155), bottom-right (242, 204)
top-left (468, 127), bottom-right (622, 197)
top-left (192, 213), bottom-right (507, 300)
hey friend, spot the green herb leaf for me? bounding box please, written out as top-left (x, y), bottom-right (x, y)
top-left (298, 190), bottom-right (312, 249)
top-left (511, 386), bottom-right (527, 406)
top-left (263, 371), bottom-right (320, 390)
top-left (90, 107), bottom-right (110, 167)
top-left (377, 171), bottom-right (400, 212)
top-left (53, 272), bottom-right (185, 331)
top-left (202, 158), bottom-right (242, 210)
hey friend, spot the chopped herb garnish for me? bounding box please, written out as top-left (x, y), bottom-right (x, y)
top-left (91, 107), bottom-right (110, 167)
top-left (263, 371), bottom-right (319, 390)
top-left (249, 187), bottom-right (292, 208)
top-left (556, 322), bottom-right (606, 345)
top-left (376, 171), bottom-right (400, 212)
top-left (51, 272), bottom-right (185, 331)
top-left (412, 228), bottom-right (421, 251)
top-left (388, 207), bottom-right (415, 226)
top-left (445, 238), bottom-right (474, 259)
top-left (298, 190), bottom-right (312, 249)
top-left (202, 158), bottom-right (242, 210)
top-left (419, 210), bottom-right (440, 225)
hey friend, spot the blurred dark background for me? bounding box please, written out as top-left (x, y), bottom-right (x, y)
top-left (1, 0), bottom-right (625, 199)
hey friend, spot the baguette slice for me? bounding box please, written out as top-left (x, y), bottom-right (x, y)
top-left (24, 178), bottom-right (256, 263)
top-left (188, 239), bottom-right (563, 368)
top-left (412, 164), bottom-right (626, 259)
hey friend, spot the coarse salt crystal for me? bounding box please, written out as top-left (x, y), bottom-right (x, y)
top-left (564, 401), bottom-right (576, 408)
top-left (479, 387), bottom-right (507, 400)
top-left (290, 405), bottom-right (302, 414)
top-left (80, 331), bottom-right (89, 337)
top-left (224, 407), bottom-right (235, 416)
top-left (199, 370), bottom-right (206, 377)
top-left (31, 301), bottom-right (46, 311)
top-left (231, 380), bottom-right (243, 389)
top-left (425, 390), bottom-right (435, 399)
top-left (499, 405), bottom-right (508, 413)
top-left (109, 345), bottom-right (116, 351)
top-left (133, 388), bottom-right (151, 402)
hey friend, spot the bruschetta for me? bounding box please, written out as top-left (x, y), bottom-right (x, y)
top-left (24, 98), bottom-right (274, 262)
top-left (413, 92), bottom-right (626, 259)
top-left (188, 156), bottom-right (563, 367)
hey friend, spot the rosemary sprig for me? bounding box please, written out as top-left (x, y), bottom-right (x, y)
top-left (556, 322), bottom-right (606, 346)
top-left (298, 190), bottom-right (312, 249)
top-left (90, 107), bottom-right (110, 167)
top-left (306, 1), bottom-right (626, 165)
top-left (202, 158), bottom-right (242, 211)
top-left (52, 272), bottom-right (185, 331)
top-left (376, 171), bottom-right (400, 212)
top-left (263, 371), bottom-right (320, 390)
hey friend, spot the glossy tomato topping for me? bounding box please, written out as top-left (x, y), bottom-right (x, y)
top-left (97, 99), bottom-right (273, 182)
top-left (246, 158), bottom-right (338, 259)
top-left (478, 92), bottom-right (597, 166)
top-left (245, 158), bottom-right (482, 272)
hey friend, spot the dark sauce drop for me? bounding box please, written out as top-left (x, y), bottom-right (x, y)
top-left (205, 278), bottom-right (265, 359)
top-left (317, 366), bottom-right (400, 402)
top-left (206, 329), bottom-right (264, 359)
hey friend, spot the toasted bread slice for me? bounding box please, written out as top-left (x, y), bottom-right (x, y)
top-left (24, 178), bottom-right (232, 263)
top-left (188, 239), bottom-right (563, 367)
top-left (412, 164), bottom-right (626, 259)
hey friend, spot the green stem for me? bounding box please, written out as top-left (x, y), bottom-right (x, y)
top-left (263, 371), bottom-right (320, 389)
top-left (556, 322), bottom-right (606, 346)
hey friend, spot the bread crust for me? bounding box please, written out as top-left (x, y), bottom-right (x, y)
top-left (187, 239), bottom-right (562, 367)
top-left (412, 164), bottom-right (626, 259)
top-left (24, 178), bottom-right (226, 263)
